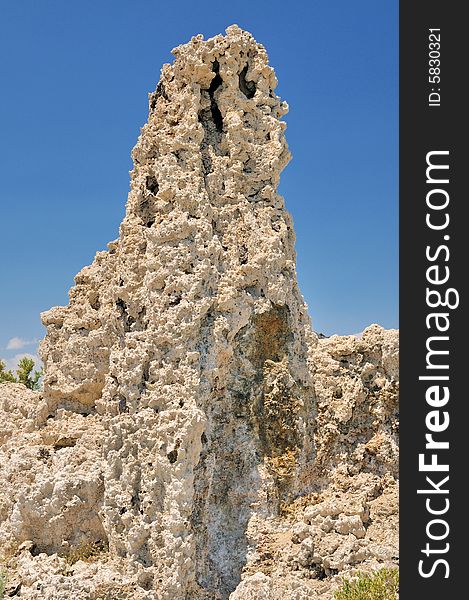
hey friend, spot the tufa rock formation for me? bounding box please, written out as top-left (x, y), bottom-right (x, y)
top-left (0, 26), bottom-right (398, 599)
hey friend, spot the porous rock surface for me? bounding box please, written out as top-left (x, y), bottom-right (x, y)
top-left (0, 26), bottom-right (398, 600)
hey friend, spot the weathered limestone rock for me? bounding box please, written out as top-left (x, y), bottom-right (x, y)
top-left (40, 24), bottom-right (313, 599)
top-left (0, 328), bottom-right (398, 599)
top-left (0, 26), bottom-right (398, 600)
top-left (234, 327), bottom-right (398, 598)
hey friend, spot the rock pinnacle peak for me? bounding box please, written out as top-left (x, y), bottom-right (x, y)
top-left (39, 26), bottom-right (314, 597)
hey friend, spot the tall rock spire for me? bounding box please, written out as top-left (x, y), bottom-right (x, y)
top-left (39, 25), bottom-right (315, 598)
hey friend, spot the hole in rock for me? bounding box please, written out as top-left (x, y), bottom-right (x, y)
top-left (118, 396), bottom-right (128, 413)
top-left (314, 566), bottom-right (327, 580)
top-left (167, 439), bottom-right (181, 464)
top-left (168, 293), bottom-right (181, 307)
top-left (150, 81), bottom-right (168, 110)
top-left (167, 449), bottom-right (178, 464)
top-left (116, 298), bottom-right (134, 332)
top-left (239, 245), bottom-right (248, 265)
top-left (239, 65), bottom-right (256, 99)
top-left (146, 176), bottom-right (159, 195)
top-left (8, 582), bottom-right (21, 596)
top-left (139, 573), bottom-right (154, 591)
top-left (38, 447), bottom-right (50, 461)
top-left (142, 362), bottom-right (150, 385)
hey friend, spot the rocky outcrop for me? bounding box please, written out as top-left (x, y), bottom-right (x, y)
top-left (0, 25), bottom-right (398, 600)
top-left (0, 328), bottom-right (398, 599)
top-left (230, 325), bottom-right (399, 599)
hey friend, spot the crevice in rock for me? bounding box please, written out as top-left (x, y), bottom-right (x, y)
top-left (137, 199), bottom-right (156, 227)
top-left (116, 299), bottom-right (147, 332)
top-left (239, 64), bottom-right (256, 99)
top-left (136, 177), bottom-right (159, 227)
top-left (155, 81), bottom-right (168, 101)
top-left (208, 60), bottom-right (223, 132)
top-left (230, 305), bottom-right (309, 503)
top-left (116, 298), bottom-right (134, 332)
top-left (250, 305), bottom-right (291, 367)
top-left (149, 81), bottom-right (169, 112)
top-left (199, 61), bottom-right (224, 178)
top-left (136, 306), bottom-right (147, 330)
top-left (131, 491), bottom-right (140, 512)
top-left (239, 244), bottom-right (248, 265)
top-left (89, 292), bottom-right (100, 310)
top-left (118, 395), bottom-right (128, 413)
top-left (141, 361), bottom-right (150, 386)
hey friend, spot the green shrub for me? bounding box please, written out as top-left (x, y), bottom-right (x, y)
top-left (0, 570), bottom-right (7, 600)
top-left (334, 568), bottom-right (399, 600)
top-left (0, 361), bottom-right (16, 384)
top-left (0, 358), bottom-right (42, 390)
top-left (64, 540), bottom-right (109, 566)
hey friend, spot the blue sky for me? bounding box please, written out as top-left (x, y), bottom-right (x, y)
top-left (0, 0), bottom-right (398, 371)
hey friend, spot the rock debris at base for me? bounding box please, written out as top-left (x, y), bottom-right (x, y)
top-left (0, 25), bottom-right (398, 600)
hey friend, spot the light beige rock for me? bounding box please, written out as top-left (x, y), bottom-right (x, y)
top-left (0, 325), bottom-right (398, 598)
top-left (334, 515), bottom-right (366, 539)
top-left (0, 25), bottom-right (398, 600)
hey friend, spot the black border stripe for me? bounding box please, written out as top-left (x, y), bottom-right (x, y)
top-left (400, 3), bottom-right (466, 596)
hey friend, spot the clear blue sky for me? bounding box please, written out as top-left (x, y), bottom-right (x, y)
top-left (0, 0), bottom-right (398, 370)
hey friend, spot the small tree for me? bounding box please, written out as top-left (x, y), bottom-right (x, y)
top-left (0, 360), bottom-right (16, 384)
top-left (0, 358), bottom-right (42, 390)
top-left (16, 357), bottom-right (42, 390)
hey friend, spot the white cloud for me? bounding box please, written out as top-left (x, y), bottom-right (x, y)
top-left (1, 353), bottom-right (42, 373)
top-left (6, 337), bottom-right (38, 350)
